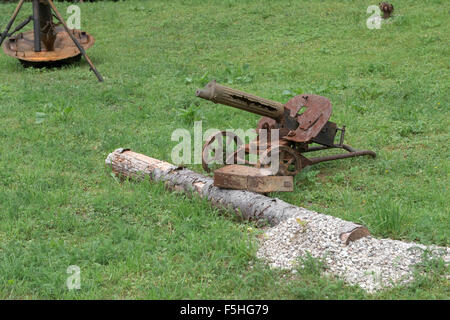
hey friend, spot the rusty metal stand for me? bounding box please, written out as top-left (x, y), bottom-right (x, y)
top-left (1, 0), bottom-right (103, 82)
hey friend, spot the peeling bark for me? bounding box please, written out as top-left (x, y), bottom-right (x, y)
top-left (105, 148), bottom-right (370, 244)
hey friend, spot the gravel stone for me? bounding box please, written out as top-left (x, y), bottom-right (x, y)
top-left (256, 215), bottom-right (450, 292)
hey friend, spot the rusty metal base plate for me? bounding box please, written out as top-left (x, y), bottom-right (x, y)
top-left (214, 165), bottom-right (293, 193)
top-left (2, 26), bottom-right (94, 63)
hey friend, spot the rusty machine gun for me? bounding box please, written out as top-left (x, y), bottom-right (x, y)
top-left (196, 80), bottom-right (376, 186)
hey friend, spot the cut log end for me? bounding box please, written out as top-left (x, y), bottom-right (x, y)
top-left (340, 226), bottom-right (370, 245)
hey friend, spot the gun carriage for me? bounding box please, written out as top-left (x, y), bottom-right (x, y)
top-left (197, 80), bottom-right (376, 178)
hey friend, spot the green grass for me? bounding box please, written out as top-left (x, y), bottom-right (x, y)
top-left (0, 0), bottom-right (448, 299)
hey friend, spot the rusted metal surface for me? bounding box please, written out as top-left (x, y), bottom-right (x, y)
top-left (33, 0), bottom-right (56, 52)
top-left (197, 81), bottom-right (376, 192)
top-left (284, 94), bottom-right (333, 143)
top-left (1, 0), bottom-right (103, 81)
top-left (3, 26), bottom-right (94, 62)
top-left (214, 165), bottom-right (293, 193)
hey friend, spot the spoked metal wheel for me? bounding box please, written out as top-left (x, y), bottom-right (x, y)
top-left (258, 145), bottom-right (302, 176)
top-left (202, 131), bottom-right (244, 173)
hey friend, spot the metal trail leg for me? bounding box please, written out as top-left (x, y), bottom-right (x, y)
top-left (37, 1), bottom-right (56, 51)
top-left (307, 147), bottom-right (376, 166)
top-left (47, 0), bottom-right (104, 82)
top-left (0, 0), bottom-right (26, 47)
top-left (32, 0), bottom-right (42, 52)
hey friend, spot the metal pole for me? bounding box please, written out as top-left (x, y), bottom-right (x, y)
top-left (38, 1), bottom-right (56, 51)
top-left (308, 150), bottom-right (376, 165)
top-left (0, 0), bottom-right (26, 47)
top-left (47, 0), bottom-right (104, 82)
top-left (32, 0), bottom-right (41, 52)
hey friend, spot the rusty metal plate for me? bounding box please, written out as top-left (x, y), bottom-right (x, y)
top-left (214, 165), bottom-right (293, 193)
top-left (284, 94), bottom-right (332, 143)
top-left (311, 121), bottom-right (338, 147)
top-left (256, 94), bottom-right (332, 143)
top-left (2, 26), bottom-right (94, 62)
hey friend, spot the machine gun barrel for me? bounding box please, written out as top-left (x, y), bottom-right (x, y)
top-left (196, 80), bottom-right (285, 120)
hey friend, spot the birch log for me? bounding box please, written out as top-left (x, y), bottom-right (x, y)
top-left (105, 148), bottom-right (370, 245)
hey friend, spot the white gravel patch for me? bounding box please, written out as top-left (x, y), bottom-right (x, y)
top-left (256, 215), bottom-right (450, 292)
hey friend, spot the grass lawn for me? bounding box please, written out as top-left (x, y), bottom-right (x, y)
top-left (0, 0), bottom-right (448, 299)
